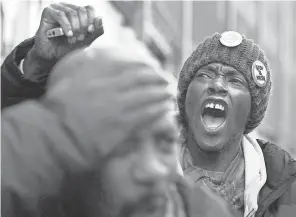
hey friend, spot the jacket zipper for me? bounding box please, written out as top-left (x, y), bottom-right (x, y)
top-left (246, 208), bottom-right (255, 217)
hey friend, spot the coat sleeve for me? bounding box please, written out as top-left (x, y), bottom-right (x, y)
top-left (275, 180), bottom-right (296, 217)
top-left (1, 38), bottom-right (47, 109)
top-left (272, 154), bottom-right (296, 217)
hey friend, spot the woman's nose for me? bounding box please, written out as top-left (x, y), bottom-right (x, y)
top-left (208, 77), bottom-right (228, 96)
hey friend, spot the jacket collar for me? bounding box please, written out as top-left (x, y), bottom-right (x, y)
top-left (242, 135), bottom-right (267, 217)
top-left (256, 139), bottom-right (296, 188)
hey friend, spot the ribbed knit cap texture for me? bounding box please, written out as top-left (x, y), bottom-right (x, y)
top-left (177, 32), bottom-right (272, 134)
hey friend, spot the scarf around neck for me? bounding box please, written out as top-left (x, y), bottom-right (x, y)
top-left (178, 134), bottom-right (267, 217)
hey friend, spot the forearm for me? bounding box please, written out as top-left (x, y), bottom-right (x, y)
top-left (1, 38), bottom-right (47, 109)
top-left (23, 45), bottom-right (56, 82)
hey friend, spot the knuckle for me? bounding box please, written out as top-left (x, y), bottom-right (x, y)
top-left (85, 5), bottom-right (95, 12)
top-left (57, 2), bottom-right (65, 6)
top-left (70, 10), bottom-right (78, 17)
top-left (78, 7), bottom-right (87, 14)
top-left (51, 3), bottom-right (59, 8)
top-left (56, 11), bottom-right (66, 18)
top-left (42, 7), bottom-right (50, 15)
top-left (62, 8), bottom-right (70, 16)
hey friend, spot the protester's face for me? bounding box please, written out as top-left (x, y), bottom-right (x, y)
top-left (88, 114), bottom-right (179, 217)
top-left (185, 62), bottom-right (251, 151)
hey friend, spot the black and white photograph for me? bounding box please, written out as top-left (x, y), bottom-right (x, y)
top-left (1, 1), bottom-right (296, 217)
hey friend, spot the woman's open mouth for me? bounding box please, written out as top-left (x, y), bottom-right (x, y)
top-left (201, 100), bottom-right (228, 132)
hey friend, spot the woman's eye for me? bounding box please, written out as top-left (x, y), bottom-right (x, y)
top-left (198, 73), bottom-right (212, 79)
top-left (112, 135), bottom-right (140, 157)
top-left (229, 78), bottom-right (244, 85)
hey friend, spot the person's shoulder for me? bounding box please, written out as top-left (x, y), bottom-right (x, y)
top-left (257, 139), bottom-right (296, 163)
top-left (257, 139), bottom-right (296, 188)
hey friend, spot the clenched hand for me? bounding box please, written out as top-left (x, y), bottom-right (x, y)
top-left (23, 3), bottom-right (103, 81)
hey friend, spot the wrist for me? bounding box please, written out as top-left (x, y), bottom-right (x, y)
top-left (23, 46), bottom-right (56, 82)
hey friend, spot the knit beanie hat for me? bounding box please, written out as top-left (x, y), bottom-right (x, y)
top-left (177, 31), bottom-right (272, 134)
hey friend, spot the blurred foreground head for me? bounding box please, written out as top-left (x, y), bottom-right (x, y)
top-left (2, 44), bottom-right (180, 217)
top-left (47, 44), bottom-right (180, 217)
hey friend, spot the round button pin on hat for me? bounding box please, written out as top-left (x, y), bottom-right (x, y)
top-left (220, 31), bottom-right (243, 47)
top-left (252, 60), bottom-right (268, 87)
